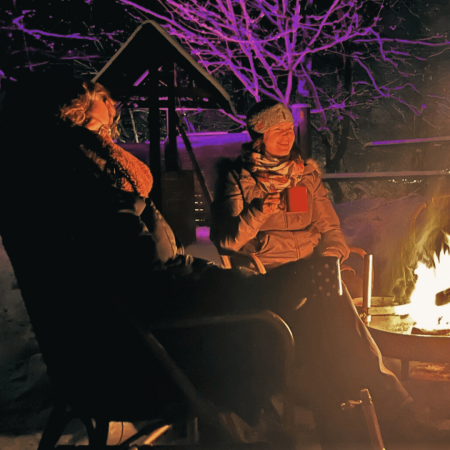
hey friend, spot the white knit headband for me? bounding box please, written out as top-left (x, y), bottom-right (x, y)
top-left (247, 103), bottom-right (294, 136)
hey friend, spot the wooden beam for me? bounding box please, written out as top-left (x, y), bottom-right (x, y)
top-left (164, 64), bottom-right (181, 172)
top-left (120, 99), bottom-right (220, 110)
top-left (365, 136), bottom-right (450, 147)
top-left (292, 104), bottom-right (311, 160)
top-left (110, 86), bottom-right (214, 99)
top-left (322, 170), bottom-right (450, 181)
top-left (177, 116), bottom-right (212, 209)
top-left (148, 64), bottom-right (162, 210)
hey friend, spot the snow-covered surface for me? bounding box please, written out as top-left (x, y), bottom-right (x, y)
top-left (336, 195), bottom-right (427, 296)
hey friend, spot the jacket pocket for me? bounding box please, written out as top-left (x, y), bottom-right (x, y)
top-left (286, 190), bottom-right (313, 230)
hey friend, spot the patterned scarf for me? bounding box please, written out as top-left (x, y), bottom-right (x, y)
top-left (81, 132), bottom-right (153, 198)
top-left (241, 144), bottom-right (304, 194)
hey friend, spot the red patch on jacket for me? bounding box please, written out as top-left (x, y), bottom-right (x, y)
top-left (286, 186), bottom-right (308, 213)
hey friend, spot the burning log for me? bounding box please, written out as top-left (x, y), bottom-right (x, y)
top-left (410, 363), bottom-right (450, 382)
top-left (435, 288), bottom-right (450, 307)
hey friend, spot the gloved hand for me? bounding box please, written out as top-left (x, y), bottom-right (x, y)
top-left (322, 247), bottom-right (344, 260)
top-left (259, 192), bottom-right (281, 214)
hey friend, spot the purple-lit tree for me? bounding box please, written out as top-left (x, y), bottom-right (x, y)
top-left (117, 0), bottom-right (450, 200)
top-left (119, 0), bottom-right (392, 121)
top-left (3, 0), bottom-right (450, 200)
top-left (0, 0), bottom-right (135, 83)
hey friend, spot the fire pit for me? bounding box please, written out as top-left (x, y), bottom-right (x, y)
top-left (363, 297), bottom-right (450, 379)
top-left (354, 249), bottom-right (450, 380)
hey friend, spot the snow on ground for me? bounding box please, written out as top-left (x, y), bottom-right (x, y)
top-left (336, 194), bottom-right (427, 297)
top-left (0, 235), bottom-right (52, 448)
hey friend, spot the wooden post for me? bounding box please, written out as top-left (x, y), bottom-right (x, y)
top-left (177, 118), bottom-right (212, 209)
top-left (148, 63), bottom-right (162, 211)
top-left (165, 63), bottom-right (180, 172)
top-left (291, 103), bottom-right (312, 160)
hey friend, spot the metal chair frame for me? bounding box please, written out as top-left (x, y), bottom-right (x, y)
top-left (37, 310), bottom-right (296, 449)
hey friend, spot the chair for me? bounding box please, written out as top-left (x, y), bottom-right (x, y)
top-left (341, 389), bottom-right (386, 450)
top-left (220, 252), bottom-right (267, 274)
top-left (35, 298), bottom-right (296, 449)
top-left (220, 246), bottom-right (369, 280)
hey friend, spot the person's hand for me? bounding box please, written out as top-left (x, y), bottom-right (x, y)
top-left (261, 192), bottom-right (281, 214)
top-left (322, 248), bottom-right (342, 259)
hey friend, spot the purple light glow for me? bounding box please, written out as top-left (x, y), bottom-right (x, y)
top-left (60, 56), bottom-right (102, 60)
top-left (7, 0), bottom-right (440, 132)
top-left (12, 15), bottom-right (98, 41)
top-left (297, 77), bottom-right (309, 97)
top-left (354, 38), bottom-right (450, 47)
top-left (365, 136), bottom-right (450, 147)
top-left (134, 70), bottom-right (149, 86)
top-left (116, 0), bottom-right (448, 126)
top-left (196, 226), bottom-right (210, 241)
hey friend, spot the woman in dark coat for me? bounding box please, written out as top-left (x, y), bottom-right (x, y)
top-left (0, 74), bottom-right (316, 431)
top-left (0, 75), bottom-right (412, 448)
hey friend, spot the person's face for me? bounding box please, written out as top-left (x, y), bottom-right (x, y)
top-left (263, 121), bottom-right (295, 158)
top-left (85, 93), bottom-right (114, 132)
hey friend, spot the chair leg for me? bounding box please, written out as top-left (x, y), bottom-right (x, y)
top-left (80, 417), bottom-right (109, 446)
top-left (38, 402), bottom-right (73, 450)
top-left (92, 418), bottom-right (110, 446)
top-left (359, 389), bottom-right (385, 450)
top-left (80, 416), bottom-right (96, 445)
top-left (341, 389), bottom-right (385, 450)
top-left (187, 416), bottom-right (199, 444)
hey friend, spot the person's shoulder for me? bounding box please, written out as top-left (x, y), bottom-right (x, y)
top-left (303, 158), bottom-right (322, 174)
top-left (302, 158), bottom-right (323, 189)
top-left (213, 151), bottom-right (254, 202)
top-left (232, 142), bottom-right (260, 179)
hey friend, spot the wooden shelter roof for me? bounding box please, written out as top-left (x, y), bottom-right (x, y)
top-left (92, 20), bottom-right (235, 115)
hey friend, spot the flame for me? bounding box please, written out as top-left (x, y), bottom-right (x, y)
top-left (395, 238), bottom-right (450, 331)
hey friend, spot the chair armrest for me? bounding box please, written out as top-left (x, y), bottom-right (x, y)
top-left (112, 292), bottom-right (296, 435)
top-left (219, 252), bottom-right (266, 274)
top-left (151, 310), bottom-right (295, 432)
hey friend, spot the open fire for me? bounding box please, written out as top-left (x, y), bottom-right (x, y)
top-left (395, 232), bottom-right (450, 333)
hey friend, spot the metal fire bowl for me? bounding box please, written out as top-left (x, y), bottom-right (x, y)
top-left (357, 297), bottom-right (450, 364)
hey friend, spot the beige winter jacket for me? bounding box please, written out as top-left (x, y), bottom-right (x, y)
top-left (210, 156), bottom-right (350, 270)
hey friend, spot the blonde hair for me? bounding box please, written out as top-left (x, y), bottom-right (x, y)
top-left (60, 81), bottom-right (120, 139)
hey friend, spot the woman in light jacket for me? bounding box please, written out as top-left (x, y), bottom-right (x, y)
top-left (211, 99), bottom-right (349, 271)
top-left (211, 100), bottom-right (416, 448)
